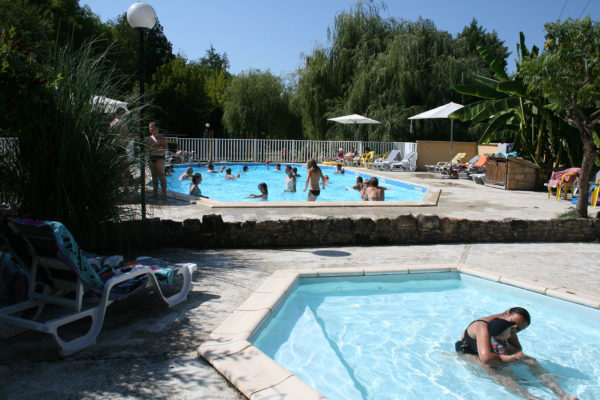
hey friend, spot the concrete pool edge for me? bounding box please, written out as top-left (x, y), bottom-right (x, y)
top-left (197, 266), bottom-right (600, 399)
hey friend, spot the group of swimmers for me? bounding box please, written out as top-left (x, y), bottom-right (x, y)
top-left (347, 176), bottom-right (387, 201)
top-left (177, 158), bottom-right (388, 202)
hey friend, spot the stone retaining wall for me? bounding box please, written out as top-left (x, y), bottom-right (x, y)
top-left (95, 214), bottom-right (600, 252)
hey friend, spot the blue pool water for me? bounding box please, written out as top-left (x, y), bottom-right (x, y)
top-left (252, 273), bottom-right (600, 400)
top-left (166, 163), bottom-right (426, 202)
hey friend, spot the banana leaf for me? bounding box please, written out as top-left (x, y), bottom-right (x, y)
top-left (471, 74), bottom-right (500, 89)
top-left (497, 80), bottom-right (527, 96)
top-left (476, 44), bottom-right (508, 82)
top-left (454, 84), bottom-right (508, 100)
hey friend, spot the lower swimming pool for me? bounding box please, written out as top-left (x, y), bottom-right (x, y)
top-left (166, 163), bottom-right (427, 202)
top-left (251, 273), bottom-right (599, 400)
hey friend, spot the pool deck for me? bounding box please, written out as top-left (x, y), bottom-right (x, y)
top-left (2, 170), bottom-right (600, 399)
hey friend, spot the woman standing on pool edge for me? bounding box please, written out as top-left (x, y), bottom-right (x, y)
top-left (145, 121), bottom-right (168, 200)
top-left (303, 159), bottom-right (326, 201)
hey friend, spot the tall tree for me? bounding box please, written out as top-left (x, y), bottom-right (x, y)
top-left (223, 69), bottom-right (301, 139)
top-left (106, 14), bottom-right (174, 91)
top-left (0, 0), bottom-right (107, 59)
top-left (294, 1), bottom-right (508, 141)
top-left (521, 17), bottom-right (600, 218)
top-left (151, 56), bottom-right (208, 136)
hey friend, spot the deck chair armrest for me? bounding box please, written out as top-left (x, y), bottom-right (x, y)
top-left (100, 266), bottom-right (155, 300)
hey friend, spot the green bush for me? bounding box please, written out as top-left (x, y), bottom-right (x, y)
top-left (1, 32), bottom-right (142, 246)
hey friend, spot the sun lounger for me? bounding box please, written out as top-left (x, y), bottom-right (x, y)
top-left (373, 150), bottom-right (401, 170)
top-left (0, 218), bottom-right (195, 356)
top-left (391, 151), bottom-right (418, 171)
top-left (425, 161), bottom-right (448, 173)
top-left (546, 168), bottom-right (580, 200)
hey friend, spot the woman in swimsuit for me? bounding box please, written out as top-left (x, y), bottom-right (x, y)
top-left (456, 307), bottom-right (529, 361)
top-left (456, 308), bottom-right (577, 400)
top-left (303, 159), bottom-right (325, 201)
top-left (144, 121), bottom-right (168, 200)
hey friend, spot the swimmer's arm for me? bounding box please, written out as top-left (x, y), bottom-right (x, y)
top-left (320, 171), bottom-right (326, 189)
top-left (499, 352), bottom-right (524, 363)
top-left (475, 324), bottom-right (501, 364)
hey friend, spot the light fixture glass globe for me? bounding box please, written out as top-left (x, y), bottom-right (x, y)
top-left (127, 2), bottom-right (157, 29)
top-left (206, 123), bottom-right (210, 128)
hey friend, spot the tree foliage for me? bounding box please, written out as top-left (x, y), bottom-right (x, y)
top-left (294, 1), bottom-right (508, 141)
top-left (0, 32), bottom-right (140, 243)
top-left (223, 69), bottom-right (301, 139)
top-left (452, 34), bottom-right (581, 181)
top-left (151, 47), bottom-right (232, 137)
top-left (521, 17), bottom-right (600, 217)
top-left (106, 13), bottom-right (174, 92)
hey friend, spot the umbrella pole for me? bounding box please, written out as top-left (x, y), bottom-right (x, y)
top-left (353, 123), bottom-right (357, 142)
top-left (450, 119), bottom-right (454, 166)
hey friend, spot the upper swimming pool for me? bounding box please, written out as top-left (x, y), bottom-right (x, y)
top-left (166, 163), bottom-right (427, 202)
top-left (251, 273), bottom-right (600, 400)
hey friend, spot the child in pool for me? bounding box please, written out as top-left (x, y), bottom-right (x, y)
top-left (285, 166), bottom-right (296, 192)
top-left (189, 173), bottom-right (209, 198)
top-left (347, 176), bottom-right (364, 191)
top-left (179, 166), bottom-right (194, 180)
top-left (246, 182), bottom-right (268, 200)
top-left (223, 167), bottom-right (240, 179)
top-left (488, 318), bottom-right (524, 363)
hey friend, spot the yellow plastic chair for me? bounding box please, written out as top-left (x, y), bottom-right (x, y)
top-left (547, 168), bottom-right (580, 200)
top-left (591, 177), bottom-right (600, 208)
top-left (359, 151), bottom-right (375, 168)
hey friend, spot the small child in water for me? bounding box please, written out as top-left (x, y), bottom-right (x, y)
top-left (223, 167), bottom-right (240, 179)
top-left (189, 173), bottom-right (209, 198)
top-left (179, 166), bottom-right (194, 180)
top-left (487, 318), bottom-right (524, 363)
top-left (285, 166), bottom-right (296, 192)
top-left (246, 182), bottom-right (268, 200)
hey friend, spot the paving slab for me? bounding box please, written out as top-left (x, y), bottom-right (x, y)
top-left (2, 243), bottom-right (599, 399)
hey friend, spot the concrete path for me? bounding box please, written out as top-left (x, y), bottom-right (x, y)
top-left (2, 242), bottom-right (599, 399)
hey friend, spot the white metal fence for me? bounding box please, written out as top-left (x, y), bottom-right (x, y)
top-left (172, 138), bottom-right (417, 163)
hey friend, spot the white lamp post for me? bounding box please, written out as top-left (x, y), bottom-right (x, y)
top-left (127, 2), bottom-right (157, 220)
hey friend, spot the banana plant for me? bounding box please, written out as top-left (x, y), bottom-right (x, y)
top-left (450, 33), bottom-right (580, 179)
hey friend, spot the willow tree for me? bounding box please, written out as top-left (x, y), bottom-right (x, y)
top-left (521, 17), bottom-right (600, 218)
top-left (294, 1), bottom-right (507, 141)
top-left (223, 69), bottom-right (301, 139)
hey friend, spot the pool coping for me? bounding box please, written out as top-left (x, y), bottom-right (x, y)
top-left (197, 266), bottom-right (600, 399)
top-left (165, 164), bottom-right (439, 208)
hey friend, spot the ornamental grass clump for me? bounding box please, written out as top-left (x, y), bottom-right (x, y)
top-left (1, 32), bottom-right (142, 247)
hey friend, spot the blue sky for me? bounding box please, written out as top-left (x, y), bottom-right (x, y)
top-left (83, 0), bottom-right (600, 75)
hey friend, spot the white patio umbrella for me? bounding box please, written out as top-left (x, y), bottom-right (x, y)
top-left (327, 114), bottom-right (381, 142)
top-left (408, 102), bottom-right (464, 166)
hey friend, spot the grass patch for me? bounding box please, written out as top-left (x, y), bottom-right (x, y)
top-left (558, 207), bottom-right (580, 218)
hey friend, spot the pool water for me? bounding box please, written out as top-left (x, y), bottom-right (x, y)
top-left (252, 273), bottom-right (600, 400)
top-left (166, 163), bottom-right (426, 202)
